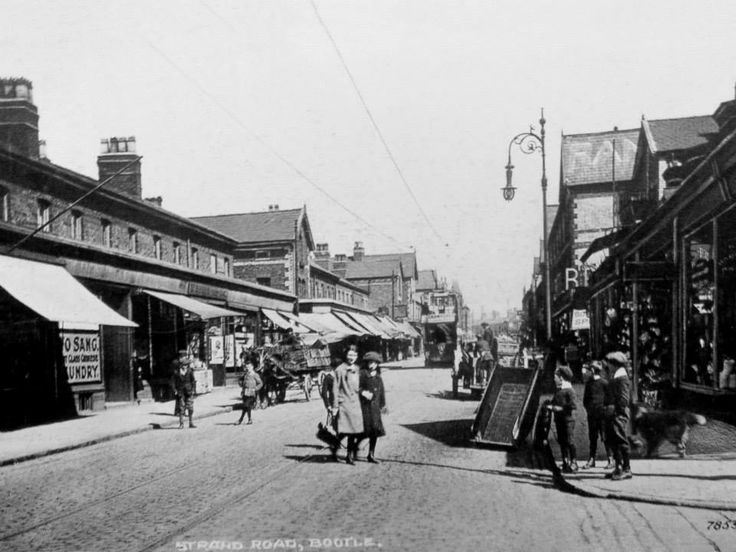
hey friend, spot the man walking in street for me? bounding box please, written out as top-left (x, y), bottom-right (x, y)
top-left (172, 351), bottom-right (197, 429)
top-left (603, 351), bottom-right (632, 480)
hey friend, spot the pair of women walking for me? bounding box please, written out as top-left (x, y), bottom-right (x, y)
top-left (330, 345), bottom-right (387, 464)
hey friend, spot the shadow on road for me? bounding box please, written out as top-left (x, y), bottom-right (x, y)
top-left (400, 419), bottom-right (477, 448)
top-left (425, 391), bottom-right (478, 402)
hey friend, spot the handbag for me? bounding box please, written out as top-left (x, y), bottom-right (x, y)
top-left (316, 411), bottom-right (341, 449)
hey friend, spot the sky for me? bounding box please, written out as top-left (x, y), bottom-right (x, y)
top-left (2, 0), bottom-right (736, 316)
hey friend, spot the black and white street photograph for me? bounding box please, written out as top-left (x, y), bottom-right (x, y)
top-left (2, 1), bottom-right (736, 551)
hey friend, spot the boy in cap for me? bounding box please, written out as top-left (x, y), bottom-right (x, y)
top-left (546, 364), bottom-right (579, 473)
top-left (603, 351), bottom-right (632, 480)
top-left (582, 361), bottom-right (614, 469)
top-left (171, 350), bottom-right (196, 429)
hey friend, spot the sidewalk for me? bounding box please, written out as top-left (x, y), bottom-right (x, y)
top-left (545, 383), bottom-right (736, 510)
top-left (0, 385), bottom-right (244, 466)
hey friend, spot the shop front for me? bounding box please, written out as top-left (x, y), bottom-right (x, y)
top-left (0, 255), bottom-right (137, 429)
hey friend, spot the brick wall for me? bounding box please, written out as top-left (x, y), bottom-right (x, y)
top-left (0, 178), bottom-right (232, 275)
top-left (233, 260), bottom-right (288, 291)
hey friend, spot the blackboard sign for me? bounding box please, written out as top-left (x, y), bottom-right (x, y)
top-left (472, 366), bottom-right (541, 447)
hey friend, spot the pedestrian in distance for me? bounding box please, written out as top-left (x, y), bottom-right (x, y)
top-left (331, 344), bottom-right (364, 464)
top-left (171, 349), bottom-right (191, 416)
top-left (357, 351), bottom-right (387, 464)
top-left (171, 351), bottom-right (196, 429)
top-left (546, 364), bottom-right (579, 473)
top-left (581, 361), bottom-right (614, 469)
top-left (603, 351), bottom-right (633, 480)
top-left (237, 359), bottom-right (263, 425)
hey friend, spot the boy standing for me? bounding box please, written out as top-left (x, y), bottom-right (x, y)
top-left (582, 361), bottom-right (614, 469)
top-left (603, 351), bottom-right (633, 480)
top-left (547, 365), bottom-right (579, 473)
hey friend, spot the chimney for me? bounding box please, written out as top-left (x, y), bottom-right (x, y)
top-left (98, 136), bottom-right (142, 199)
top-left (38, 139), bottom-right (48, 161)
top-left (0, 78), bottom-right (40, 159)
top-left (353, 241), bottom-right (365, 262)
top-left (268, 204), bottom-right (280, 211)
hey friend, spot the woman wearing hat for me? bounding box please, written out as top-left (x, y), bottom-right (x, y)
top-left (357, 351), bottom-right (387, 463)
top-left (331, 345), bottom-right (364, 464)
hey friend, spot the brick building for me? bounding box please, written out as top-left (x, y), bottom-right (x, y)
top-left (191, 206), bottom-right (314, 298)
top-left (0, 78), bottom-right (294, 428)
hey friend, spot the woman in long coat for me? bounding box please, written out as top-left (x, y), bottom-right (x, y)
top-left (331, 345), bottom-right (364, 464)
top-left (358, 351), bottom-right (387, 463)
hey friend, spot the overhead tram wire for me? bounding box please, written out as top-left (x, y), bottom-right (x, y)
top-left (308, 0), bottom-right (446, 244)
top-left (142, 37), bottom-right (412, 251)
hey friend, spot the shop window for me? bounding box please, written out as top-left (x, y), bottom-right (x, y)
top-left (71, 210), bottom-right (84, 240)
top-left (102, 219), bottom-right (112, 247)
top-left (717, 212), bottom-right (736, 389)
top-left (128, 228), bottom-right (138, 253)
top-left (37, 199), bottom-right (51, 232)
top-left (0, 187), bottom-right (8, 222)
top-left (637, 278), bottom-right (673, 405)
top-left (173, 242), bottom-right (181, 264)
top-left (684, 223), bottom-right (715, 386)
top-left (191, 248), bottom-right (199, 269)
top-left (154, 236), bottom-right (162, 259)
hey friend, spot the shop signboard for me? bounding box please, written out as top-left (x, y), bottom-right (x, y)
top-left (426, 313), bottom-right (456, 324)
top-left (571, 309), bottom-right (590, 330)
top-left (60, 331), bottom-right (102, 384)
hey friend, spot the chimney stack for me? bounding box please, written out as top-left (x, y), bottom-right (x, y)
top-left (98, 137), bottom-right (142, 199)
top-left (0, 78), bottom-right (40, 159)
top-left (353, 241), bottom-right (365, 262)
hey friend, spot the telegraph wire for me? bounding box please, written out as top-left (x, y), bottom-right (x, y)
top-left (143, 36), bottom-right (412, 251)
top-left (308, 0), bottom-right (446, 243)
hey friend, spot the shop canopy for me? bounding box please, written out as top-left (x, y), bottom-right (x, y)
top-left (398, 321), bottom-right (422, 339)
top-left (261, 308), bottom-right (293, 330)
top-left (0, 255), bottom-right (137, 327)
top-left (333, 311), bottom-right (374, 336)
top-left (143, 290), bottom-right (239, 319)
top-left (298, 312), bottom-right (360, 340)
top-left (372, 315), bottom-right (405, 339)
top-left (276, 310), bottom-right (316, 334)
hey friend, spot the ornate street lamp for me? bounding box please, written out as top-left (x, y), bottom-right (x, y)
top-left (503, 108), bottom-right (552, 342)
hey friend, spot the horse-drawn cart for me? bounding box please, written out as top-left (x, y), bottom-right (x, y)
top-left (255, 342), bottom-right (331, 404)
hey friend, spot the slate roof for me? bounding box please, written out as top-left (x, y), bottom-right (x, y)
top-left (644, 115), bottom-right (718, 153)
top-left (417, 269), bottom-right (438, 291)
top-left (191, 208), bottom-right (306, 244)
top-left (344, 259), bottom-right (403, 280)
top-left (363, 252), bottom-right (418, 279)
top-left (561, 128), bottom-right (639, 186)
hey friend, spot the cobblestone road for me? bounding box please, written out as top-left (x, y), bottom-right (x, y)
top-left (1, 367), bottom-right (734, 552)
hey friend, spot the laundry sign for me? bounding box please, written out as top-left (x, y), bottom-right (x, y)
top-left (61, 331), bottom-right (102, 384)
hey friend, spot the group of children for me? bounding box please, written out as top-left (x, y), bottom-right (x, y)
top-left (547, 351), bottom-right (633, 481)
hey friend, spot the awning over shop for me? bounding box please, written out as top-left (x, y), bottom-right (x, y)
top-left (372, 316), bottom-right (405, 339)
top-left (0, 255), bottom-right (137, 327)
top-left (261, 308), bottom-right (293, 330)
top-left (348, 312), bottom-right (393, 339)
top-left (277, 310), bottom-right (316, 334)
top-left (143, 290), bottom-right (240, 319)
top-left (398, 321), bottom-right (422, 339)
top-left (332, 311), bottom-right (374, 336)
top-left (298, 312), bottom-right (360, 342)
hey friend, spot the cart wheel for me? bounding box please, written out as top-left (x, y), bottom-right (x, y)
top-left (302, 376), bottom-right (313, 401)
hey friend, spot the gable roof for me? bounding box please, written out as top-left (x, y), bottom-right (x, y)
top-left (190, 207), bottom-right (314, 248)
top-left (417, 269), bottom-right (438, 291)
top-left (643, 115), bottom-right (718, 154)
top-left (561, 128), bottom-right (639, 187)
top-left (344, 259), bottom-right (403, 280)
top-left (363, 252), bottom-right (418, 279)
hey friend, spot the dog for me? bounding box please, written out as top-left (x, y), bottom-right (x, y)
top-left (629, 403), bottom-right (706, 458)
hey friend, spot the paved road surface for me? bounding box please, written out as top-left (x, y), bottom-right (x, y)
top-left (0, 367), bottom-right (733, 551)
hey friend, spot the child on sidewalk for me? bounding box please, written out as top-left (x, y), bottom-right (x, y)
top-left (547, 365), bottom-right (579, 473)
top-left (582, 361), bottom-right (614, 469)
